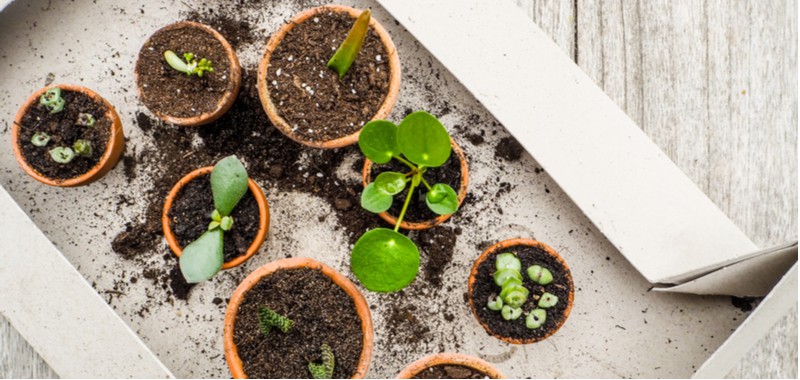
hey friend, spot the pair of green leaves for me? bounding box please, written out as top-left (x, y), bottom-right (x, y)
top-left (179, 156), bottom-right (249, 283)
top-left (164, 50), bottom-right (215, 77)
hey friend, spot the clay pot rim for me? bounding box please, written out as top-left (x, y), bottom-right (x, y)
top-left (396, 353), bottom-right (505, 379)
top-left (362, 139), bottom-right (469, 230)
top-left (256, 4), bottom-right (402, 149)
top-left (467, 238), bottom-right (575, 345)
top-left (134, 20), bottom-right (242, 127)
top-left (223, 257), bottom-right (374, 378)
top-left (11, 83), bottom-right (124, 187)
top-left (161, 166), bottom-right (270, 269)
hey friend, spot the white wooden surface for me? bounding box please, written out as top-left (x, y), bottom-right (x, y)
top-left (1, 0), bottom-right (796, 378)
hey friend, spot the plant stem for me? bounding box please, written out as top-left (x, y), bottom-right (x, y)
top-left (394, 155), bottom-right (416, 170)
top-left (420, 177), bottom-right (433, 191)
top-left (394, 174), bottom-right (419, 232)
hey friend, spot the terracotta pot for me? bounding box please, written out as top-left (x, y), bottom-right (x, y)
top-left (134, 21), bottom-right (242, 126)
top-left (11, 84), bottom-right (125, 187)
top-left (162, 166), bottom-right (269, 269)
top-left (362, 139), bottom-right (469, 230)
top-left (224, 257), bottom-right (374, 378)
top-left (468, 238), bottom-right (574, 345)
top-left (257, 5), bottom-right (401, 149)
top-left (396, 353), bottom-right (505, 379)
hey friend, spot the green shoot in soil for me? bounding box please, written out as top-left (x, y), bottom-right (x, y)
top-left (307, 343), bottom-right (335, 379)
top-left (164, 50), bottom-right (214, 77)
top-left (488, 252), bottom-right (559, 329)
top-left (39, 87), bottom-right (65, 114)
top-left (327, 9), bottom-right (370, 78)
top-left (258, 307), bottom-right (293, 336)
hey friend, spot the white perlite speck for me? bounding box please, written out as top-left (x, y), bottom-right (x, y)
top-left (313, 17), bottom-right (319, 23)
top-left (276, 68), bottom-right (282, 76)
top-left (376, 55), bottom-right (382, 61)
top-left (288, 55), bottom-right (293, 61)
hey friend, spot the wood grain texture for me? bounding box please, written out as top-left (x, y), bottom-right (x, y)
top-left (2, 0), bottom-right (796, 378)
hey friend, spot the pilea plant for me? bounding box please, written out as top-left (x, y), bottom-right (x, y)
top-left (258, 307), bottom-right (293, 336)
top-left (327, 9), bottom-right (370, 78)
top-left (32, 88), bottom-right (96, 164)
top-left (350, 111), bottom-right (459, 292)
top-left (164, 50), bottom-right (214, 77)
top-left (179, 155), bottom-right (249, 283)
top-left (308, 343), bottom-right (335, 379)
top-left (487, 253), bottom-right (559, 330)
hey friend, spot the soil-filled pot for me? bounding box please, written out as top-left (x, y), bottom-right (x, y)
top-left (135, 21), bottom-right (242, 126)
top-left (396, 353), bottom-right (505, 379)
top-left (11, 84), bottom-right (125, 187)
top-left (224, 257), bottom-right (373, 378)
top-left (468, 238), bottom-right (574, 344)
top-left (257, 5), bottom-right (401, 148)
top-left (162, 167), bottom-right (269, 269)
top-left (362, 139), bottom-right (469, 230)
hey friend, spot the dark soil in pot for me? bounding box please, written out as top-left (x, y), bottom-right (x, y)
top-left (471, 245), bottom-right (572, 341)
top-left (266, 10), bottom-right (390, 142)
top-left (17, 90), bottom-right (110, 180)
top-left (413, 365), bottom-right (486, 379)
top-left (137, 24), bottom-right (232, 118)
top-left (233, 267), bottom-right (364, 378)
top-left (371, 153), bottom-right (462, 224)
top-left (168, 173), bottom-right (260, 263)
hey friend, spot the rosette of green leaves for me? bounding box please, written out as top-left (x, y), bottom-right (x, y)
top-left (492, 253), bottom-right (529, 320)
top-left (351, 111), bottom-right (459, 293)
top-left (179, 155), bottom-right (249, 283)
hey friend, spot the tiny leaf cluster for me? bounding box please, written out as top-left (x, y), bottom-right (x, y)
top-left (487, 252), bottom-right (559, 330)
top-left (164, 50), bottom-right (214, 77)
top-left (351, 111), bottom-right (459, 293)
top-left (32, 88), bottom-right (96, 165)
top-left (258, 307), bottom-right (293, 336)
top-left (307, 343), bottom-right (335, 379)
top-left (327, 9), bottom-right (370, 78)
top-left (179, 155), bottom-right (249, 283)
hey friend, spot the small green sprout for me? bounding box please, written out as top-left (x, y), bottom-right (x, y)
top-left (527, 265), bottom-right (553, 285)
top-left (164, 50), bottom-right (214, 77)
top-left (501, 305), bottom-right (522, 320)
top-left (258, 307), bottom-right (293, 336)
top-left (495, 252), bottom-right (521, 272)
top-left (351, 112), bottom-right (459, 293)
top-left (500, 283), bottom-right (529, 308)
top-left (73, 139), bottom-right (92, 157)
top-left (49, 147), bottom-right (75, 164)
top-left (40, 88), bottom-right (65, 114)
top-left (494, 268), bottom-right (522, 287)
top-left (327, 9), bottom-right (371, 78)
top-left (526, 308), bottom-right (547, 329)
top-left (76, 113), bottom-right (96, 127)
top-left (487, 295), bottom-right (503, 311)
top-left (179, 155), bottom-right (250, 283)
top-left (31, 132), bottom-right (50, 147)
top-left (308, 343), bottom-right (335, 379)
top-left (538, 292), bottom-right (558, 308)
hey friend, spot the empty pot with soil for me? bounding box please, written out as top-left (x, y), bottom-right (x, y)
top-left (135, 21), bottom-right (242, 126)
top-left (257, 5), bottom-right (401, 148)
top-left (11, 84), bottom-right (125, 187)
top-left (468, 238), bottom-right (574, 344)
top-left (224, 257), bottom-right (373, 378)
top-left (396, 353), bottom-right (504, 379)
top-left (162, 156), bottom-right (269, 283)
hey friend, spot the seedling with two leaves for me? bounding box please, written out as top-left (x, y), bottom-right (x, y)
top-left (350, 111), bottom-right (460, 293)
top-left (179, 155), bottom-right (250, 283)
top-left (164, 50), bottom-right (214, 77)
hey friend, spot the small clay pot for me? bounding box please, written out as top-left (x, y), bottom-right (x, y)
top-left (396, 353), bottom-right (505, 379)
top-left (362, 139), bottom-right (469, 230)
top-left (468, 238), bottom-right (574, 345)
top-left (134, 21), bottom-right (242, 126)
top-left (257, 5), bottom-right (401, 148)
top-left (11, 84), bottom-right (125, 187)
top-left (162, 167), bottom-right (269, 269)
top-left (224, 257), bottom-right (374, 378)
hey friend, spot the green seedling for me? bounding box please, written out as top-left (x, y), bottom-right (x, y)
top-left (350, 111), bottom-right (460, 292)
top-left (526, 308), bottom-right (547, 329)
top-left (164, 50), bottom-right (214, 77)
top-left (76, 113), bottom-right (96, 127)
top-left (487, 295), bottom-right (503, 311)
top-left (73, 139), bottom-right (92, 157)
top-left (308, 343), bottom-right (335, 379)
top-left (40, 88), bottom-right (65, 114)
top-left (327, 9), bottom-right (370, 78)
top-left (527, 264), bottom-right (553, 285)
top-left (538, 292), bottom-right (558, 308)
top-left (31, 132), bottom-right (50, 147)
top-left (501, 305), bottom-right (522, 320)
top-left (258, 307), bottom-right (293, 336)
top-left (179, 155), bottom-right (250, 283)
top-left (49, 147), bottom-right (74, 164)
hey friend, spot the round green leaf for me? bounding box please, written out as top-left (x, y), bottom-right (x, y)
top-left (374, 171), bottom-right (407, 195)
top-left (361, 183), bottom-right (393, 213)
top-left (351, 228), bottom-right (420, 292)
top-left (358, 120), bottom-right (398, 164)
top-left (211, 155), bottom-right (249, 216)
top-left (397, 111), bottom-right (451, 167)
top-left (425, 183), bottom-right (459, 215)
top-left (179, 229), bottom-right (224, 283)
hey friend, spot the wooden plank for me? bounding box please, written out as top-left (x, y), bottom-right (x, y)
top-left (0, 316), bottom-right (57, 379)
